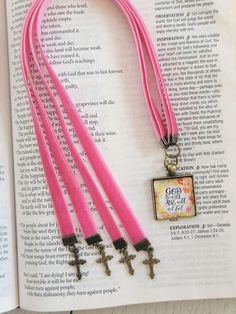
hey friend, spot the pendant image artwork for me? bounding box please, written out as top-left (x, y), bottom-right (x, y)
top-left (152, 175), bottom-right (197, 221)
top-left (152, 143), bottom-right (197, 221)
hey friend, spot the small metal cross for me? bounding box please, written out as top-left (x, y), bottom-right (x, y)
top-left (119, 247), bottom-right (136, 275)
top-left (142, 247), bottom-right (160, 279)
top-left (95, 243), bottom-right (113, 276)
top-left (68, 245), bottom-right (86, 280)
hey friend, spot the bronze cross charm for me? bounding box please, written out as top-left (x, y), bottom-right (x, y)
top-left (119, 247), bottom-right (136, 275)
top-left (68, 245), bottom-right (86, 280)
top-left (142, 247), bottom-right (160, 279)
top-left (95, 244), bottom-right (113, 276)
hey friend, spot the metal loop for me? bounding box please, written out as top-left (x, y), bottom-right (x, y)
top-left (164, 144), bottom-right (180, 159)
top-left (69, 245), bottom-right (79, 254)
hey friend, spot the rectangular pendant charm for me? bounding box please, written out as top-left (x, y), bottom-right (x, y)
top-left (152, 175), bottom-right (196, 220)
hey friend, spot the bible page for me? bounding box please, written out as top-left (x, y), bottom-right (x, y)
top-left (6, 0), bottom-right (236, 311)
top-left (0, 0), bottom-right (18, 312)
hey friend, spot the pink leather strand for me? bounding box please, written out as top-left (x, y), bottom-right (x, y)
top-left (28, 0), bottom-right (125, 244)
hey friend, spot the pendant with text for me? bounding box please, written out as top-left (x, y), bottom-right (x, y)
top-left (152, 175), bottom-right (196, 220)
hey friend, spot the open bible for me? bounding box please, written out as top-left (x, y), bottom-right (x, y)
top-left (1, 0), bottom-right (236, 313)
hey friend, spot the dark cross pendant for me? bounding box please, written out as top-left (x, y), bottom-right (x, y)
top-left (119, 247), bottom-right (136, 275)
top-left (95, 244), bottom-right (113, 276)
top-left (142, 247), bottom-right (160, 279)
top-left (68, 245), bottom-right (86, 280)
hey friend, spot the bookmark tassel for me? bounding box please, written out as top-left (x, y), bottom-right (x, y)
top-left (29, 0), bottom-right (138, 276)
top-left (36, 0), bottom-right (161, 276)
top-left (36, 0), bottom-right (155, 250)
top-left (22, 0), bottom-right (134, 278)
top-left (28, 0), bottom-right (134, 276)
top-left (20, 0), bottom-right (183, 280)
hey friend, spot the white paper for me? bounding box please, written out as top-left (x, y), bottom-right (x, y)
top-left (6, 0), bottom-right (236, 311)
top-left (0, 0), bottom-right (18, 312)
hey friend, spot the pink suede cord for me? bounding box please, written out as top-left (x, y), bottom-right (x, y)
top-left (36, 0), bottom-right (148, 247)
top-left (113, 0), bottom-right (167, 140)
top-left (28, 0), bottom-right (125, 244)
top-left (21, 0), bottom-right (178, 250)
top-left (116, 0), bottom-right (178, 138)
